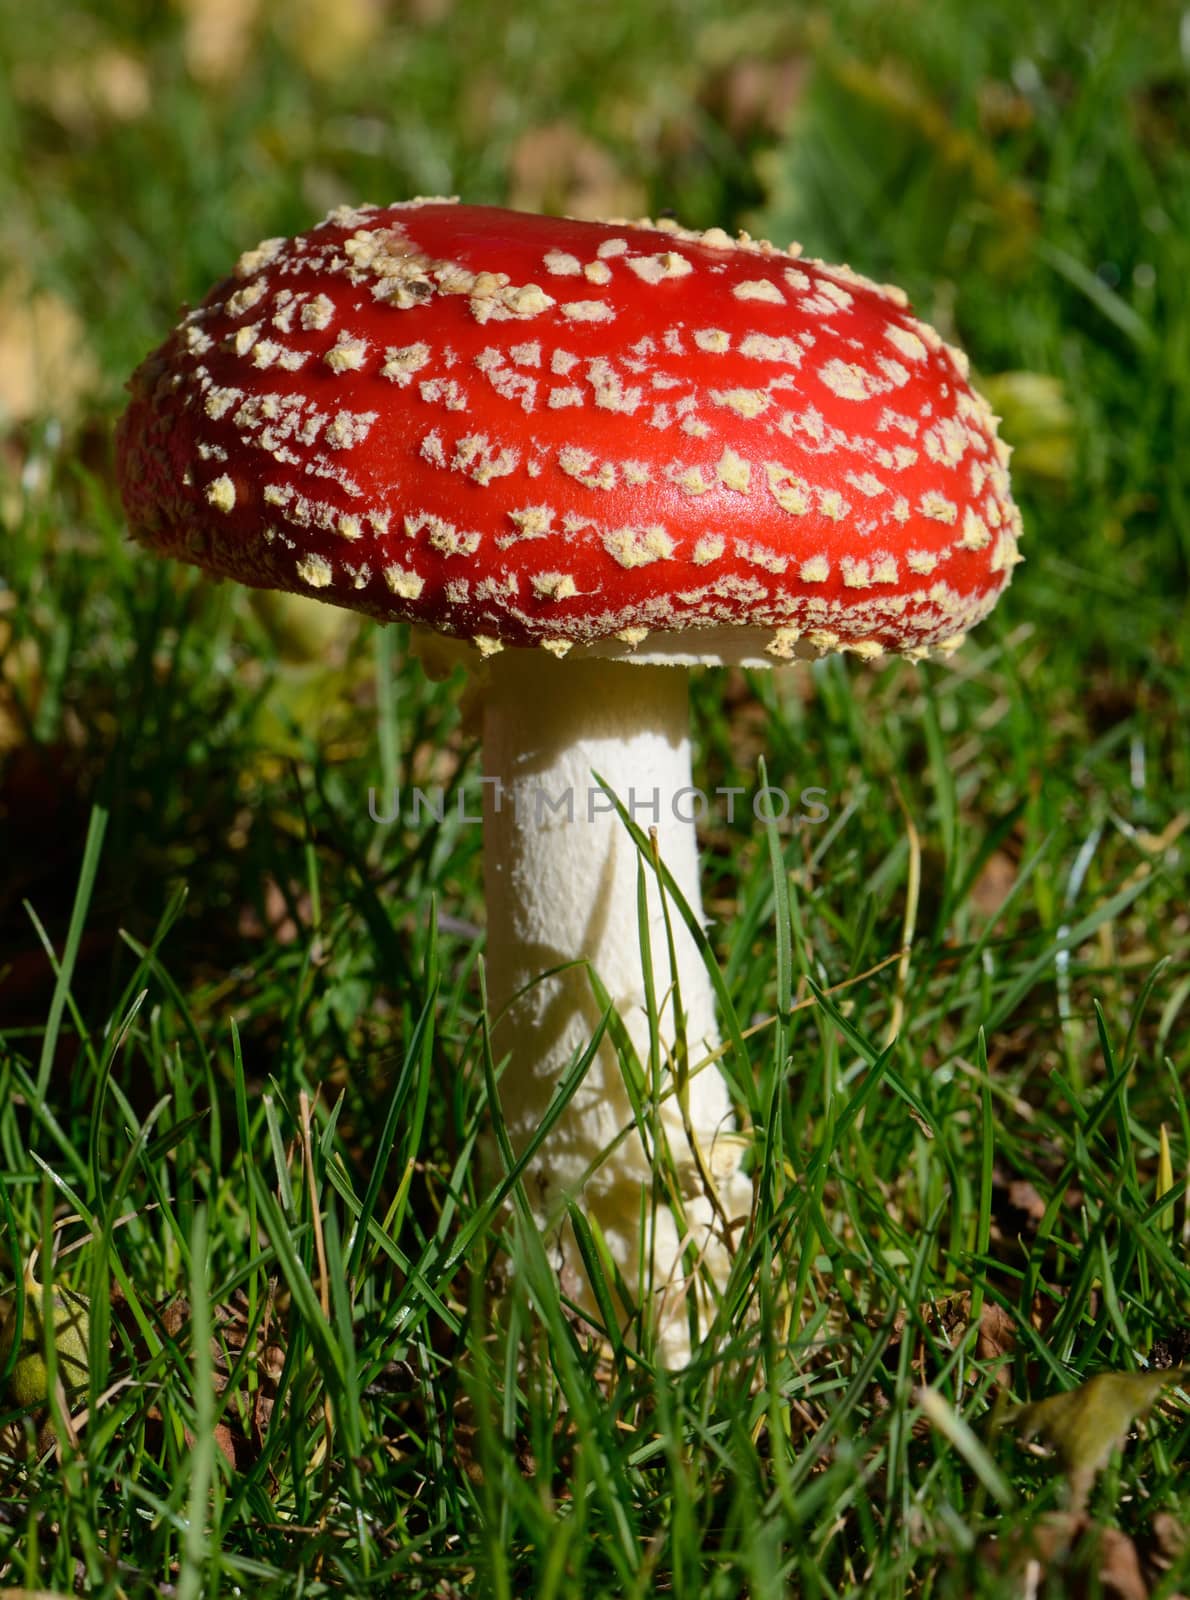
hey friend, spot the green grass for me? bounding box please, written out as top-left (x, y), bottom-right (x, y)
top-left (1, 0), bottom-right (1188, 1593)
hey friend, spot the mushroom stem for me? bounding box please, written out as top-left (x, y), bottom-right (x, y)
top-left (481, 651), bottom-right (748, 1361)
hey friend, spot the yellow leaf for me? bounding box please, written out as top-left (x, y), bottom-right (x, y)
top-left (979, 371), bottom-right (1076, 489)
top-left (1010, 1368), bottom-right (1186, 1483)
top-left (273, 0), bottom-right (384, 78)
top-left (0, 1272), bottom-right (91, 1407)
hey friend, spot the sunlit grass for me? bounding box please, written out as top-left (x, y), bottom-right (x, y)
top-left (0, 0), bottom-right (1187, 1594)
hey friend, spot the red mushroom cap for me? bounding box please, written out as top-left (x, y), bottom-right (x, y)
top-left (117, 199), bottom-right (1021, 665)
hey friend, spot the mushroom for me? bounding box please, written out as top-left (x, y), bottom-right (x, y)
top-left (116, 200), bottom-right (1021, 1362)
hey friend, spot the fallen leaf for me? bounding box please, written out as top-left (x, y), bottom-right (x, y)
top-left (273, 0), bottom-right (385, 78)
top-left (996, 1514), bottom-right (1148, 1600)
top-left (702, 56), bottom-right (810, 138)
top-left (237, 876), bottom-right (310, 945)
top-left (1009, 1368), bottom-right (1187, 1514)
top-left (14, 46), bottom-right (150, 130)
top-left (970, 849), bottom-right (1018, 919)
top-left (889, 1291), bottom-right (1019, 1387)
top-left (984, 1508), bottom-right (1190, 1600)
top-left (979, 371), bottom-right (1076, 489)
top-left (177, 0), bottom-right (263, 86)
top-left (1149, 1511), bottom-right (1186, 1574)
top-left (1088, 1523), bottom-right (1151, 1600)
top-left (1004, 1178), bottom-right (1047, 1225)
top-left (508, 123), bottom-right (646, 221)
top-left (184, 1418), bottom-right (237, 1469)
top-left (142, 1289), bottom-right (290, 1467)
top-left (0, 272), bottom-right (100, 424)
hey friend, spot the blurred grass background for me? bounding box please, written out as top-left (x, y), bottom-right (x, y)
top-left (0, 0), bottom-right (1188, 1595)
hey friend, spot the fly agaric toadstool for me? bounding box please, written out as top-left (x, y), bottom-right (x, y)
top-left (116, 200), bottom-right (1021, 1363)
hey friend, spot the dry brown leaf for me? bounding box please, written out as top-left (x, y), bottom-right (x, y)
top-left (1086, 1525), bottom-right (1149, 1600)
top-left (0, 273), bottom-right (99, 424)
top-left (237, 876), bottom-right (310, 946)
top-left (1030, 1516), bottom-right (1146, 1600)
top-left (183, 1419), bottom-right (237, 1469)
top-left (974, 1300), bottom-right (1017, 1368)
top-left (508, 124), bottom-right (646, 222)
top-left (177, 0), bottom-right (264, 86)
top-left (1004, 1178), bottom-right (1047, 1225)
top-left (1149, 1512), bottom-right (1186, 1579)
top-left (970, 849), bottom-right (1018, 919)
top-left (14, 47), bottom-right (150, 130)
top-left (149, 1289), bottom-right (288, 1465)
top-left (702, 56), bottom-right (809, 138)
top-left (0, 1588), bottom-right (81, 1598)
top-left (981, 1512), bottom-right (1185, 1600)
top-left (889, 1291), bottom-right (1019, 1388)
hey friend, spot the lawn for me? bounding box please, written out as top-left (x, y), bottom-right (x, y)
top-left (0, 0), bottom-right (1187, 1594)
